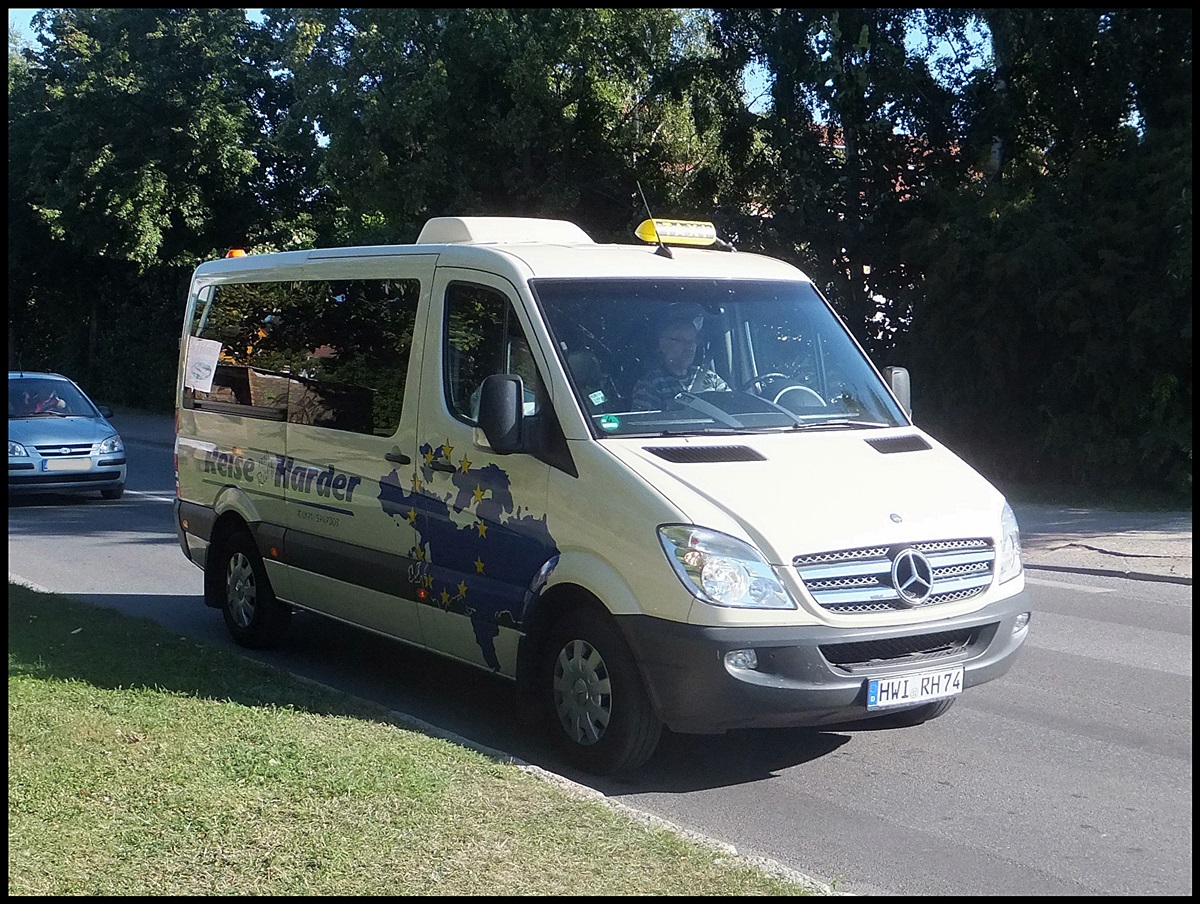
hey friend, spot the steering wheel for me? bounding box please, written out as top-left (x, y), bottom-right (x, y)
top-left (741, 373), bottom-right (829, 409)
top-left (740, 373), bottom-right (791, 394)
top-left (772, 384), bottom-right (828, 408)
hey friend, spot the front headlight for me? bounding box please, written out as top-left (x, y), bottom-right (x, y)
top-left (999, 502), bottom-right (1023, 583)
top-left (658, 525), bottom-right (795, 609)
top-left (98, 434), bottom-right (124, 455)
top-left (9, 440), bottom-right (29, 457)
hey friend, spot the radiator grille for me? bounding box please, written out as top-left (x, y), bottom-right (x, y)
top-left (795, 538), bottom-right (995, 613)
top-left (33, 443), bottom-right (95, 457)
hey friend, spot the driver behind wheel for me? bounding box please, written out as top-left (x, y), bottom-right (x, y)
top-left (630, 303), bottom-right (730, 410)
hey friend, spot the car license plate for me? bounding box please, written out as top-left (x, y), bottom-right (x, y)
top-left (42, 458), bottom-right (91, 472)
top-left (867, 666), bottom-right (963, 710)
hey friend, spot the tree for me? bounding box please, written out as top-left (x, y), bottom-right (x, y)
top-left (898, 8), bottom-right (1192, 495)
top-left (265, 8), bottom-right (742, 244)
top-left (709, 9), bottom-right (977, 355)
top-left (8, 8), bottom-right (318, 395)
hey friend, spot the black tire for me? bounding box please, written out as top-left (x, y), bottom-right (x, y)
top-left (876, 696), bottom-right (957, 728)
top-left (541, 607), bottom-right (662, 776)
top-left (212, 530), bottom-right (291, 649)
top-left (101, 484), bottom-right (125, 500)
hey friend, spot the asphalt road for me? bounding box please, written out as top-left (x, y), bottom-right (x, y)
top-left (7, 431), bottom-right (1193, 896)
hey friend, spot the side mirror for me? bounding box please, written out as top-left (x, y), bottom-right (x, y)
top-left (97, 405), bottom-right (114, 418)
top-left (883, 366), bottom-right (912, 419)
top-left (478, 374), bottom-right (524, 453)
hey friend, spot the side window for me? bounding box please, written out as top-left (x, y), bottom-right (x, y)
top-left (444, 282), bottom-right (543, 424)
top-left (184, 278), bottom-right (420, 435)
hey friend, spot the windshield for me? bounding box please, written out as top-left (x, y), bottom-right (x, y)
top-left (8, 378), bottom-right (98, 419)
top-left (531, 278), bottom-right (907, 438)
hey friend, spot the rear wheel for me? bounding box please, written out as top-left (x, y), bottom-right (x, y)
top-left (213, 530), bottom-right (290, 649)
top-left (541, 607), bottom-right (662, 776)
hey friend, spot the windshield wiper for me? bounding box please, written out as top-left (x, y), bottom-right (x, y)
top-left (653, 427), bottom-right (742, 437)
top-left (673, 391), bottom-right (747, 429)
top-left (788, 418), bottom-right (892, 431)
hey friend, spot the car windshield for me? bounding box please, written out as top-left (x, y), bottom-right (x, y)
top-left (531, 278), bottom-right (907, 437)
top-left (8, 378), bottom-right (97, 419)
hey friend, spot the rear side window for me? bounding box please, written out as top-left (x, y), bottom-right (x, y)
top-left (184, 279), bottom-right (420, 435)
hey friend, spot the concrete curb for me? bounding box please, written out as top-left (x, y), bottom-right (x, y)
top-left (1026, 563), bottom-right (1192, 586)
top-left (375, 710), bottom-right (846, 895)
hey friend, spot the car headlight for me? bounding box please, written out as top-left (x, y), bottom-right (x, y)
top-left (98, 434), bottom-right (124, 455)
top-left (999, 502), bottom-right (1023, 583)
top-left (659, 525), bottom-right (795, 609)
top-left (9, 440), bottom-right (29, 457)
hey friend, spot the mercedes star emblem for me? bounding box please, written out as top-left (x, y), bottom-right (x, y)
top-left (891, 548), bottom-right (934, 606)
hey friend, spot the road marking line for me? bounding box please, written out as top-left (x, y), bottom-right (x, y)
top-left (124, 490), bottom-right (177, 503)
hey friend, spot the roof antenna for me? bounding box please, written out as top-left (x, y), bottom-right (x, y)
top-left (637, 181), bottom-right (673, 259)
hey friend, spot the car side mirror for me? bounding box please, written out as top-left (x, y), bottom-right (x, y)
top-left (478, 374), bottom-right (524, 453)
top-left (98, 405), bottom-right (114, 418)
top-left (883, 366), bottom-right (912, 419)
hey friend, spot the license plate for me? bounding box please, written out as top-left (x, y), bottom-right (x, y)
top-left (867, 666), bottom-right (963, 710)
top-left (42, 458), bottom-right (91, 472)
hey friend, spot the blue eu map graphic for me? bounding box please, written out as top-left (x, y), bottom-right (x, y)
top-left (378, 440), bottom-right (558, 670)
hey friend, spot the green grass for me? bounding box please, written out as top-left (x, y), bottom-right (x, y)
top-left (7, 584), bottom-right (824, 896)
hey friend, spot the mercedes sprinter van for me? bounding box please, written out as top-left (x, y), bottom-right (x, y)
top-left (174, 216), bottom-right (1031, 774)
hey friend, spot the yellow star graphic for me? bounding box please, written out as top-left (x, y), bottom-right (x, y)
top-left (415, 547), bottom-right (426, 561)
top-left (423, 449), bottom-right (434, 465)
top-left (475, 557), bottom-right (485, 574)
top-left (423, 574), bottom-right (434, 588)
top-left (406, 507), bottom-right (417, 524)
top-left (459, 455), bottom-right (471, 473)
top-left (440, 588), bottom-right (451, 606)
top-left (475, 520), bottom-right (488, 538)
top-left (411, 475), bottom-right (423, 492)
top-left (472, 484), bottom-right (485, 504)
top-left (457, 580), bottom-right (468, 598)
top-left (441, 441), bottom-right (453, 459)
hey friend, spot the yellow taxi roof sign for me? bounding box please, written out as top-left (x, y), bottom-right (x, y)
top-left (635, 218), bottom-right (718, 247)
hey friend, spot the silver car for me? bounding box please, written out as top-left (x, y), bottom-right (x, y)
top-left (8, 371), bottom-right (127, 500)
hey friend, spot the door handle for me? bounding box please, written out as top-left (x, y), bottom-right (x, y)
top-left (429, 459), bottom-right (456, 473)
top-left (384, 450), bottom-right (411, 464)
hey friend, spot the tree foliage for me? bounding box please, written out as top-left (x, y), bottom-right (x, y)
top-left (6, 7), bottom-right (1191, 499)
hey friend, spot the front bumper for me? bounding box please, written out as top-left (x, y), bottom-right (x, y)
top-left (8, 455), bottom-right (126, 495)
top-left (619, 588), bottom-right (1032, 734)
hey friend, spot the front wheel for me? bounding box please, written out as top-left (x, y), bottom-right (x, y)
top-left (541, 607), bottom-right (662, 776)
top-left (213, 530), bottom-right (291, 649)
top-left (101, 484), bottom-right (125, 500)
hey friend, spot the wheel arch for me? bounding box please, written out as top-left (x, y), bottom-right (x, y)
top-left (202, 509), bottom-right (255, 609)
top-left (514, 580), bottom-right (655, 725)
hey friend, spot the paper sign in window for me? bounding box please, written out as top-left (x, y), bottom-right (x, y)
top-left (184, 336), bottom-right (222, 393)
